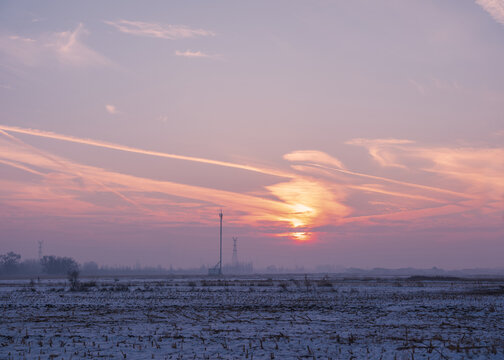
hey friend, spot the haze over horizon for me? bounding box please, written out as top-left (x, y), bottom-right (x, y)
top-left (1, 1), bottom-right (503, 270)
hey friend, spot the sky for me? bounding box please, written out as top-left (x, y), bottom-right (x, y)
top-left (0, 0), bottom-right (503, 269)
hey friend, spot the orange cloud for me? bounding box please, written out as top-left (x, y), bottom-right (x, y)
top-left (0, 133), bottom-right (300, 233)
top-left (1, 127), bottom-right (502, 242)
top-left (266, 178), bottom-right (350, 229)
top-left (349, 138), bottom-right (504, 199)
top-left (284, 150), bottom-right (345, 169)
top-left (346, 138), bottom-right (414, 168)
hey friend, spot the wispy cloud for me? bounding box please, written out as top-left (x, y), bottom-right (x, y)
top-left (0, 125), bottom-right (502, 243)
top-left (105, 20), bottom-right (215, 40)
top-left (346, 138), bottom-right (414, 168)
top-left (407, 77), bottom-right (462, 96)
top-left (50, 23), bottom-right (111, 67)
top-left (174, 50), bottom-right (216, 59)
top-left (349, 138), bottom-right (504, 201)
top-left (476, 0), bottom-right (504, 25)
top-left (0, 23), bottom-right (111, 68)
top-left (408, 78), bottom-right (425, 95)
top-left (302, 162), bottom-right (474, 200)
top-left (0, 131), bottom-right (324, 234)
top-left (284, 150), bottom-right (345, 169)
top-left (105, 104), bottom-right (118, 114)
top-left (8, 35), bottom-right (35, 43)
top-left (0, 126), bottom-right (349, 240)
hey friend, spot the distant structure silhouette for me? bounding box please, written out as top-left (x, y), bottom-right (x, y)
top-left (208, 210), bottom-right (223, 276)
top-left (224, 236), bottom-right (253, 274)
top-left (232, 237), bottom-right (238, 267)
top-left (220, 210), bottom-right (222, 274)
top-left (38, 240), bottom-right (43, 261)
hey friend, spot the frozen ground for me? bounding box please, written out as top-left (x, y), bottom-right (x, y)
top-left (1, 275), bottom-right (503, 359)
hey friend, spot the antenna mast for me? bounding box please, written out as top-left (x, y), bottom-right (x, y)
top-left (208, 210), bottom-right (224, 276)
top-left (219, 210), bottom-right (223, 275)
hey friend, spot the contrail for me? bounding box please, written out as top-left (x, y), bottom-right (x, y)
top-left (0, 159), bottom-right (46, 176)
top-left (1, 130), bottom-right (293, 223)
top-left (341, 203), bottom-right (467, 224)
top-left (0, 129), bottom-right (148, 212)
top-left (347, 185), bottom-right (445, 203)
top-left (0, 125), bottom-right (292, 178)
top-left (305, 163), bottom-right (475, 199)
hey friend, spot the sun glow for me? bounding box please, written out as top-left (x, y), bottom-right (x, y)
top-left (290, 232), bottom-right (310, 242)
top-left (292, 203), bottom-right (314, 214)
top-left (286, 203), bottom-right (315, 227)
top-left (276, 231), bottom-right (313, 242)
top-left (273, 202), bottom-right (318, 242)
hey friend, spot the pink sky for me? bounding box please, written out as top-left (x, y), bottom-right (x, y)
top-left (0, 1), bottom-right (503, 269)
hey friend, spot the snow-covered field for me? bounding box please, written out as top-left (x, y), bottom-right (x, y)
top-left (1, 275), bottom-right (503, 359)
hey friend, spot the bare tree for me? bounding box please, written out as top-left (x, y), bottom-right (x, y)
top-left (0, 252), bottom-right (21, 275)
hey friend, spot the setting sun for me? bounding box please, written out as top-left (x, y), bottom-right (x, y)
top-left (290, 232), bottom-right (311, 242)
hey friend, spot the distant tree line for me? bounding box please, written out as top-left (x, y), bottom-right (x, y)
top-left (40, 256), bottom-right (78, 274)
top-left (0, 252), bottom-right (79, 276)
top-left (0, 252), bottom-right (228, 276)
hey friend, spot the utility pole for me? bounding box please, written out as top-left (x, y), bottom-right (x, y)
top-left (219, 210), bottom-right (223, 275)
